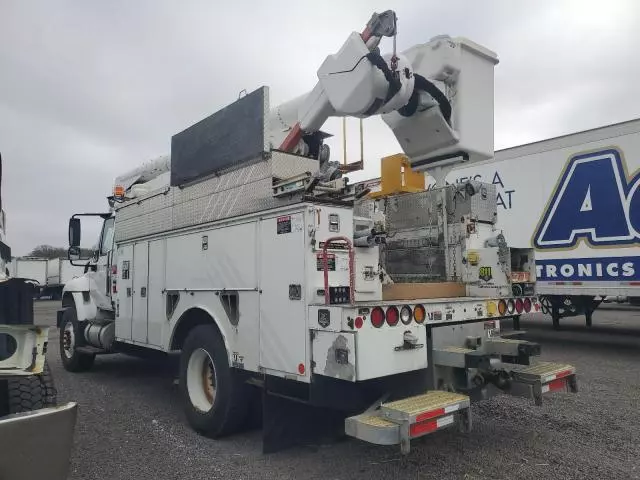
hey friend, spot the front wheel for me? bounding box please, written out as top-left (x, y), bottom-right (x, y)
top-left (179, 324), bottom-right (251, 437)
top-left (59, 307), bottom-right (95, 372)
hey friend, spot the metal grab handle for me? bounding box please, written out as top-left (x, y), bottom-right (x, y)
top-left (321, 236), bottom-right (355, 305)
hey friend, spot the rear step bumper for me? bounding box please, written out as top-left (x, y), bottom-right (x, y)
top-left (345, 362), bottom-right (578, 454)
top-left (507, 361), bottom-right (578, 405)
top-left (345, 391), bottom-right (471, 455)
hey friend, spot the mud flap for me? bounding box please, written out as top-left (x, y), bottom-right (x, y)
top-left (262, 391), bottom-right (346, 454)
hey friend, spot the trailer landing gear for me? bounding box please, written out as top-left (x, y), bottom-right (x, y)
top-left (539, 295), bottom-right (602, 330)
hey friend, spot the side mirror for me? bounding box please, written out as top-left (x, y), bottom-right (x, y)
top-left (69, 218), bottom-right (80, 247)
top-left (68, 246), bottom-right (80, 262)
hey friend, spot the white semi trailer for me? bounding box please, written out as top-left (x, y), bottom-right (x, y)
top-left (43, 258), bottom-right (84, 300)
top-left (58, 11), bottom-right (577, 454)
top-left (433, 118), bottom-right (640, 328)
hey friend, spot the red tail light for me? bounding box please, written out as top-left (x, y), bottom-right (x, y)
top-left (354, 316), bottom-right (364, 329)
top-left (386, 306), bottom-right (399, 326)
top-left (111, 265), bottom-right (117, 275)
top-left (371, 307), bottom-right (385, 328)
top-left (523, 297), bottom-right (532, 313)
top-left (515, 298), bottom-right (524, 314)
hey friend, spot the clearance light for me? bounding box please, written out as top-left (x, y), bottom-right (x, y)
top-left (498, 300), bottom-right (507, 316)
top-left (354, 316), bottom-right (364, 329)
top-left (113, 185), bottom-right (125, 199)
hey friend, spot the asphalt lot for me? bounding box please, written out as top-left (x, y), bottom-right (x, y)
top-left (37, 301), bottom-right (640, 480)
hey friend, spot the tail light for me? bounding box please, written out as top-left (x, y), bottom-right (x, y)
top-left (515, 298), bottom-right (524, 314)
top-left (523, 298), bottom-right (532, 313)
top-left (414, 305), bottom-right (426, 324)
top-left (371, 307), bottom-right (385, 328)
top-left (400, 305), bottom-right (412, 325)
top-left (498, 300), bottom-right (507, 316)
top-left (111, 265), bottom-right (117, 275)
top-left (354, 316), bottom-right (364, 329)
top-left (507, 299), bottom-right (515, 314)
top-left (386, 306), bottom-right (399, 326)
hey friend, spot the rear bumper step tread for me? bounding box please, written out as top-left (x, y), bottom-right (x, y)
top-left (345, 391), bottom-right (471, 455)
top-left (506, 361), bottom-right (578, 405)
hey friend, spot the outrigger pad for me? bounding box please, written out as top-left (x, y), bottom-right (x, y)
top-left (262, 391), bottom-right (346, 454)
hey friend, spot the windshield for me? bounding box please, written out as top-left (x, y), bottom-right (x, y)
top-left (100, 217), bottom-right (115, 256)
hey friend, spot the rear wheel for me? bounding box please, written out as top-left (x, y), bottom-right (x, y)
top-left (179, 324), bottom-right (251, 437)
top-left (59, 307), bottom-right (95, 372)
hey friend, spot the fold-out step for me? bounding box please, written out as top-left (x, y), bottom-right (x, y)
top-left (507, 361), bottom-right (577, 405)
top-left (345, 391), bottom-right (471, 455)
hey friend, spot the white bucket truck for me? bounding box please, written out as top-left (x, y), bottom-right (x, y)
top-left (58, 11), bottom-right (577, 454)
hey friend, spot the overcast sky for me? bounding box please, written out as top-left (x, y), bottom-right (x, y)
top-left (2, 0), bottom-right (640, 255)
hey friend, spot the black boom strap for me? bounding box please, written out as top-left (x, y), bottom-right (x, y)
top-left (398, 74), bottom-right (452, 124)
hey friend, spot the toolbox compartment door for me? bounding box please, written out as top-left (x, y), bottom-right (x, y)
top-left (258, 212), bottom-right (306, 376)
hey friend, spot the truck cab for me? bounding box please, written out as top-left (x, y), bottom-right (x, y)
top-left (57, 212), bottom-right (116, 370)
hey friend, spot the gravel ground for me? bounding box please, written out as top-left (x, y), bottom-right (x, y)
top-left (36, 301), bottom-right (640, 480)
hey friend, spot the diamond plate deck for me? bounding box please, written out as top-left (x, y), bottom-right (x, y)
top-left (381, 390), bottom-right (470, 423)
top-left (114, 151), bottom-right (319, 242)
top-left (511, 361), bottom-right (575, 384)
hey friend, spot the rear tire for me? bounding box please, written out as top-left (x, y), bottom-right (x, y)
top-left (59, 307), bottom-right (95, 372)
top-left (5, 360), bottom-right (58, 414)
top-left (179, 324), bottom-right (250, 437)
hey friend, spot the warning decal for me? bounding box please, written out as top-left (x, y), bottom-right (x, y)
top-left (277, 215), bottom-right (292, 234)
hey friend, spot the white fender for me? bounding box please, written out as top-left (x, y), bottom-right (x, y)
top-left (62, 275), bottom-right (97, 322)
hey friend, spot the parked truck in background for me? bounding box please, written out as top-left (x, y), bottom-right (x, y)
top-left (7, 257), bottom-right (83, 299)
top-left (435, 118), bottom-right (640, 328)
top-left (0, 152), bottom-right (77, 479)
top-left (43, 258), bottom-right (84, 300)
top-left (58, 12), bottom-right (578, 455)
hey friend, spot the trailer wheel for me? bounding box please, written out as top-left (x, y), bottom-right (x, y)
top-left (179, 324), bottom-right (250, 437)
top-left (59, 307), bottom-right (95, 372)
top-left (4, 360), bottom-right (57, 414)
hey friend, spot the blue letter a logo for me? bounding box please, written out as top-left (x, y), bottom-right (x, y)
top-left (534, 149), bottom-right (633, 249)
